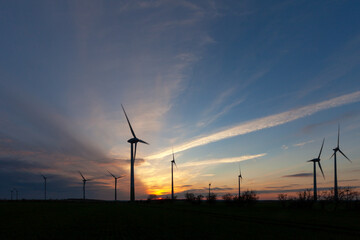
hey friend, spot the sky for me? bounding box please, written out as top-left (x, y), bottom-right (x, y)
top-left (1, 0), bottom-right (360, 200)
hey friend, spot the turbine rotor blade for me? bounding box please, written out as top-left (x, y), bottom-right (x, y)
top-left (79, 171), bottom-right (85, 180)
top-left (318, 138), bottom-right (325, 159)
top-left (107, 170), bottom-right (115, 178)
top-left (121, 104), bottom-right (137, 138)
top-left (329, 152), bottom-right (335, 160)
top-left (173, 161), bottom-right (178, 169)
top-left (339, 149), bottom-right (351, 162)
top-left (318, 161), bottom-right (325, 179)
top-left (138, 139), bottom-right (149, 145)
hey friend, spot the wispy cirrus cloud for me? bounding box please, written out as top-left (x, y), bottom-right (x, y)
top-left (293, 140), bottom-right (314, 147)
top-left (282, 173), bottom-right (312, 178)
top-left (147, 91), bottom-right (360, 160)
top-left (181, 154), bottom-right (266, 167)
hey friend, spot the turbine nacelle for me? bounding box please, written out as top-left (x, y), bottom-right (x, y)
top-left (127, 137), bottom-right (148, 144)
top-left (307, 158), bottom-right (320, 163)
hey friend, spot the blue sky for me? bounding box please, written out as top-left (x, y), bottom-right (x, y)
top-left (0, 0), bottom-right (360, 200)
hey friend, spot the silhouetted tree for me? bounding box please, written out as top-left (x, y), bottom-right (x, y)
top-left (206, 193), bottom-right (217, 203)
top-left (222, 193), bottom-right (233, 203)
top-left (278, 194), bottom-right (288, 207)
top-left (185, 192), bottom-right (195, 202)
top-left (241, 190), bottom-right (258, 204)
top-left (147, 194), bottom-right (158, 201)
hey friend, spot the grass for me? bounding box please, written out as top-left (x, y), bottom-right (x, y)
top-left (0, 200), bottom-right (359, 239)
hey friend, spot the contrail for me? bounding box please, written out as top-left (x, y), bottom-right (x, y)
top-left (146, 91), bottom-right (360, 160)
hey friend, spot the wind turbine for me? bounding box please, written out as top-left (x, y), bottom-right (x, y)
top-left (238, 165), bottom-right (243, 198)
top-left (208, 183), bottom-right (211, 199)
top-left (307, 138), bottom-right (325, 201)
top-left (108, 170), bottom-right (124, 201)
top-left (330, 125), bottom-right (351, 201)
top-left (171, 150), bottom-right (177, 200)
top-left (121, 104), bottom-right (149, 202)
top-left (12, 188), bottom-right (18, 200)
top-left (41, 174), bottom-right (47, 200)
top-left (79, 171), bottom-right (92, 200)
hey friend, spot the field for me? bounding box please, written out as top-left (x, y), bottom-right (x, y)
top-left (1, 200), bottom-right (359, 239)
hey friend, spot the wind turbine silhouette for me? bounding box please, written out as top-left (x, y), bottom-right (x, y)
top-left (121, 104), bottom-right (149, 202)
top-left (41, 174), bottom-right (47, 200)
top-left (238, 165), bottom-right (243, 198)
top-left (79, 171), bottom-right (92, 200)
top-left (307, 138), bottom-right (325, 201)
top-left (171, 150), bottom-right (177, 200)
top-left (208, 183), bottom-right (211, 199)
top-left (108, 170), bottom-right (124, 201)
top-left (12, 188), bottom-right (18, 200)
top-left (330, 125), bottom-right (351, 201)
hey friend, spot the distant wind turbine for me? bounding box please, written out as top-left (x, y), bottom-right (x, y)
top-left (79, 171), bottom-right (92, 200)
top-left (121, 104), bottom-right (149, 202)
top-left (108, 171), bottom-right (124, 201)
top-left (12, 188), bottom-right (18, 200)
top-left (307, 138), bottom-right (325, 201)
top-left (208, 183), bottom-right (211, 199)
top-left (41, 174), bottom-right (47, 200)
top-left (330, 125), bottom-right (351, 201)
top-left (171, 150), bottom-right (177, 200)
top-left (238, 165), bottom-right (243, 198)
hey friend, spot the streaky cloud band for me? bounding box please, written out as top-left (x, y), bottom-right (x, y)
top-left (180, 153), bottom-right (266, 167)
top-left (146, 91), bottom-right (360, 160)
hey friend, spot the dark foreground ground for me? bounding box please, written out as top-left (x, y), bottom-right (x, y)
top-left (0, 200), bottom-right (359, 240)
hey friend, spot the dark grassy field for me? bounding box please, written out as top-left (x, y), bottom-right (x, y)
top-left (1, 200), bottom-right (359, 239)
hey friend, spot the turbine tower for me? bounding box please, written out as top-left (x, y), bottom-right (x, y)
top-left (79, 171), bottom-right (92, 200)
top-left (122, 104), bottom-right (149, 202)
top-left (330, 125), bottom-right (351, 201)
top-left (171, 150), bottom-right (177, 200)
top-left (108, 171), bottom-right (123, 201)
top-left (307, 138), bottom-right (325, 201)
top-left (41, 174), bottom-right (47, 200)
top-left (238, 166), bottom-right (243, 198)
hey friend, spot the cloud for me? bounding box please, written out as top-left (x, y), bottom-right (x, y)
top-left (339, 179), bottom-right (358, 183)
top-left (302, 112), bottom-right (360, 133)
top-left (197, 98), bottom-right (244, 127)
top-left (293, 140), bottom-right (314, 147)
top-left (180, 154), bottom-right (266, 167)
top-left (281, 145), bottom-right (288, 150)
top-left (282, 173), bottom-right (312, 178)
top-left (265, 184), bottom-right (299, 189)
top-left (147, 91), bottom-right (360, 160)
top-left (201, 174), bottom-right (215, 177)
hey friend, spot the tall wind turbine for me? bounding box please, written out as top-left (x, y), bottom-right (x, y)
top-left (79, 171), bottom-right (92, 200)
top-left (238, 166), bottom-right (243, 198)
top-left (307, 138), bottom-right (325, 201)
top-left (121, 104), bottom-right (149, 202)
top-left (330, 125), bottom-right (351, 201)
top-left (171, 150), bottom-right (177, 200)
top-left (108, 171), bottom-right (123, 201)
top-left (41, 174), bottom-right (47, 200)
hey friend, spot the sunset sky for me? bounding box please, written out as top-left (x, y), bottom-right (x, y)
top-left (1, 0), bottom-right (360, 200)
